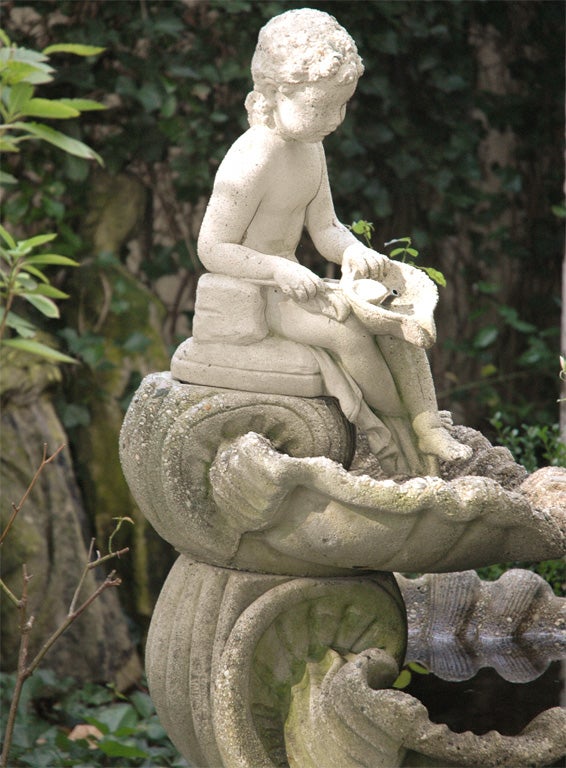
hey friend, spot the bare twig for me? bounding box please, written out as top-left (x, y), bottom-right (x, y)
top-left (29, 570), bottom-right (123, 679)
top-left (0, 558), bottom-right (126, 768)
top-left (68, 538), bottom-right (129, 615)
top-left (0, 447), bottom-right (130, 768)
top-left (0, 444), bottom-right (65, 546)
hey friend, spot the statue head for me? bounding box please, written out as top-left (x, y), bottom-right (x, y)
top-left (245, 8), bottom-right (364, 129)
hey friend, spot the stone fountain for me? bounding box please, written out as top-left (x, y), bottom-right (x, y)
top-left (120, 9), bottom-right (565, 767)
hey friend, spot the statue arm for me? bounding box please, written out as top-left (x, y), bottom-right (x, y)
top-left (304, 144), bottom-right (358, 264)
top-left (305, 144), bottom-right (389, 279)
top-left (198, 131), bottom-right (324, 299)
top-left (197, 144), bottom-right (281, 281)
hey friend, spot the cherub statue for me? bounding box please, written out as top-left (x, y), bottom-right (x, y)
top-left (172, 8), bottom-right (472, 474)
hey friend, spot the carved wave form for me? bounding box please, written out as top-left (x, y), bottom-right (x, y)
top-left (145, 555), bottom-right (406, 768)
top-left (397, 569), bottom-right (566, 682)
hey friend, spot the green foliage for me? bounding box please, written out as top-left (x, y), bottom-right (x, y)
top-left (393, 661), bottom-right (429, 690)
top-left (0, 225), bottom-right (78, 363)
top-left (0, 29), bottom-right (105, 178)
top-left (489, 410), bottom-right (566, 473)
top-left (476, 560), bottom-right (566, 597)
top-left (480, 409), bottom-right (565, 596)
top-left (0, 670), bottom-right (188, 767)
top-left (0, 30), bottom-right (105, 364)
top-left (349, 219), bottom-right (446, 286)
top-left (385, 235), bottom-right (446, 287)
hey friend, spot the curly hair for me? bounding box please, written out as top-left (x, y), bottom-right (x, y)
top-left (246, 9), bottom-right (364, 127)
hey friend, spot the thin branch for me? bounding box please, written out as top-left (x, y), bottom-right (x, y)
top-left (0, 565), bottom-right (124, 768)
top-left (0, 578), bottom-right (20, 608)
top-left (68, 539), bottom-right (129, 615)
top-left (29, 571), bottom-right (122, 679)
top-left (0, 566), bottom-right (32, 768)
top-left (0, 444), bottom-right (65, 545)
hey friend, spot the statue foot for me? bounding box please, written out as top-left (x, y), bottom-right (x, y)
top-left (413, 412), bottom-right (473, 463)
top-left (418, 427), bottom-right (473, 462)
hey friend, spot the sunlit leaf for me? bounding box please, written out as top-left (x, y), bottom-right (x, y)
top-left (42, 44), bottom-right (105, 57)
top-left (6, 82), bottom-right (33, 115)
top-left (59, 98), bottom-right (107, 112)
top-left (19, 233), bottom-right (57, 250)
top-left (25, 254), bottom-right (79, 267)
top-left (407, 662), bottom-right (429, 675)
top-left (20, 264), bottom-right (49, 283)
top-left (0, 137), bottom-right (21, 152)
top-left (32, 284), bottom-right (69, 299)
top-left (10, 122), bottom-right (103, 164)
top-left (422, 267), bottom-right (446, 287)
top-left (23, 292), bottom-right (60, 318)
top-left (2, 337), bottom-right (77, 363)
top-left (392, 669), bottom-right (411, 689)
top-left (0, 310), bottom-right (36, 338)
top-left (0, 225), bottom-right (17, 249)
top-left (20, 98), bottom-right (80, 119)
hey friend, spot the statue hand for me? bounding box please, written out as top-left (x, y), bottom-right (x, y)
top-left (273, 260), bottom-right (323, 302)
top-left (342, 244), bottom-right (389, 281)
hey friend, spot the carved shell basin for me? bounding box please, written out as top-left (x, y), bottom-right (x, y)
top-left (120, 373), bottom-right (565, 577)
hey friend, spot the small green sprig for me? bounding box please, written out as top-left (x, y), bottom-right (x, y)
top-left (0, 225), bottom-right (78, 363)
top-left (384, 236), bottom-right (446, 287)
top-left (349, 220), bottom-right (447, 288)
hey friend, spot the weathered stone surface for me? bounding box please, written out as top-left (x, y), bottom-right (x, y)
top-left (121, 373), bottom-right (564, 577)
top-left (285, 647), bottom-right (566, 768)
top-left (1, 349), bottom-right (140, 685)
top-left (145, 555), bottom-right (406, 768)
top-left (119, 7), bottom-right (566, 766)
top-left (120, 371), bottom-right (355, 573)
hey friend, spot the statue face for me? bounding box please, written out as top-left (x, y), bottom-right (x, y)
top-left (272, 79), bottom-right (357, 143)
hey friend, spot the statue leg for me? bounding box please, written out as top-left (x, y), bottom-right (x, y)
top-left (377, 336), bottom-right (473, 463)
top-left (266, 292), bottom-right (405, 416)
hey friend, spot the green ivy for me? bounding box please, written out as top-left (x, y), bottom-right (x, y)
top-left (0, 670), bottom-right (188, 767)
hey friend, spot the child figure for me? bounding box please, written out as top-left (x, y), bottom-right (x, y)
top-left (184, 8), bottom-right (471, 470)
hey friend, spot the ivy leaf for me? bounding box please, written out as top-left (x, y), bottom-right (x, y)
top-left (97, 739), bottom-right (149, 759)
top-left (2, 337), bottom-right (77, 364)
top-left (474, 325), bottom-right (498, 349)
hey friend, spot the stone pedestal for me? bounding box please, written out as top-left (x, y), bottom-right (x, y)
top-left (120, 372), bottom-right (566, 768)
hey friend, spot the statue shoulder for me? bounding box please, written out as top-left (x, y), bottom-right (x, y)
top-left (215, 126), bottom-right (285, 188)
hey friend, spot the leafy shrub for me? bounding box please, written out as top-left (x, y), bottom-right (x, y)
top-left (0, 670), bottom-right (188, 768)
